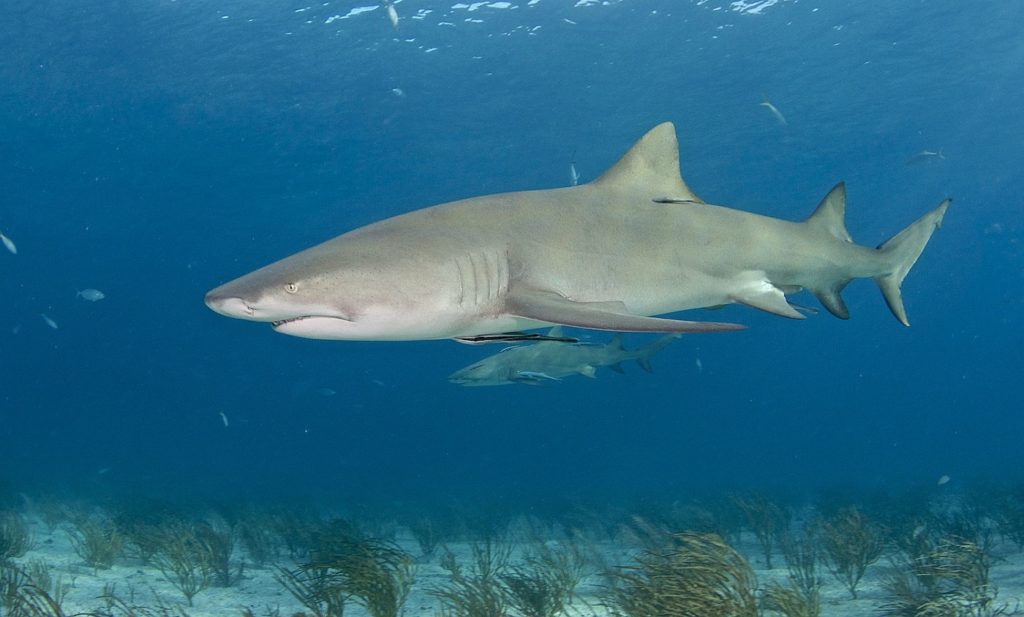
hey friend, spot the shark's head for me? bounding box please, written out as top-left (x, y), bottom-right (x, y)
top-left (205, 235), bottom-right (459, 341)
top-left (447, 360), bottom-right (508, 386)
top-left (448, 348), bottom-right (559, 386)
top-left (448, 362), bottom-right (558, 386)
top-left (204, 256), bottom-right (359, 339)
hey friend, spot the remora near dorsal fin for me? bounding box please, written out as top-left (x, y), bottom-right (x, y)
top-left (592, 122), bottom-right (704, 203)
top-left (805, 182), bottom-right (852, 242)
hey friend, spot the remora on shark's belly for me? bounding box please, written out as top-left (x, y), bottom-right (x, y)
top-left (205, 122), bottom-right (949, 342)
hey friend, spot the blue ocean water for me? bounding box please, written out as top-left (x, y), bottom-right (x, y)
top-left (1, 0), bottom-right (1021, 516)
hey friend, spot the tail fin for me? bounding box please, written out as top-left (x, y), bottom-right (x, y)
top-left (875, 199), bottom-right (950, 326)
top-left (634, 334), bottom-right (682, 373)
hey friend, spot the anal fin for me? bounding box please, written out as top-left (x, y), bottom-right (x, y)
top-left (505, 289), bottom-right (744, 334)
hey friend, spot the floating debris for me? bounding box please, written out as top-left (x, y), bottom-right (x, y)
top-left (317, 387), bottom-right (337, 397)
top-left (0, 231), bottom-right (16, 255)
top-left (937, 474), bottom-right (950, 486)
top-left (40, 313), bottom-right (58, 329)
top-left (76, 288), bottom-right (106, 302)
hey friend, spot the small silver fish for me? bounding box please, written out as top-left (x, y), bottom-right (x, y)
top-left (77, 288), bottom-right (106, 302)
top-left (937, 474), bottom-right (950, 486)
top-left (317, 387), bottom-right (337, 397)
top-left (385, 1), bottom-right (398, 29)
top-left (759, 96), bottom-right (788, 126)
top-left (219, 411), bottom-right (229, 427)
top-left (570, 162), bottom-right (580, 186)
top-left (905, 150), bottom-right (945, 166)
top-left (40, 313), bottom-right (58, 329)
top-left (0, 231), bottom-right (16, 255)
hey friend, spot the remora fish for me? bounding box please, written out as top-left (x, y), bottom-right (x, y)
top-left (449, 327), bottom-right (679, 386)
top-left (205, 122), bottom-right (949, 341)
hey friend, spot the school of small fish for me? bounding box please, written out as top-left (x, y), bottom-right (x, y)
top-left (3, 227), bottom-right (106, 331)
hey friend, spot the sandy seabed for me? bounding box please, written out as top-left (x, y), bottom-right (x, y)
top-left (5, 510), bottom-right (1023, 617)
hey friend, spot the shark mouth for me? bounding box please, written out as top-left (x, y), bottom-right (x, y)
top-left (271, 315), bottom-right (353, 329)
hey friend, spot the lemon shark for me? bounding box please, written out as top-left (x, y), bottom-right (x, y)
top-left (205, 122), bottom-right (949, 342)
top-left (449, 328), bottom-right (680, 386)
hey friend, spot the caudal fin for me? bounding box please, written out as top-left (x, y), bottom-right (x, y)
top-left (875, 199), bottom-right (950, 326)
top-left (634, 334), bottom-right (682, 373)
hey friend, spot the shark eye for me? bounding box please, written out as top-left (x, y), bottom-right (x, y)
top-left (285, 283), bottom-right (299, 294)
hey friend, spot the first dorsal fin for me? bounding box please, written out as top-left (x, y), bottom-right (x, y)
top-left (592, 122), bottom-right (704, 203)
top-left (806, 182), bottom-right (852, 242)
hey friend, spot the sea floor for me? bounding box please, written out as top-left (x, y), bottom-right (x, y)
top-left (3, 501), bottom-right (1023, 617)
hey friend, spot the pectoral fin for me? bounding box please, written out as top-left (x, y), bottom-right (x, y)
top-left (514, 371), bottom-right (561, 384)
top-left (505, 289), bottom-right (744, 333)
top-left (733, 284), bottom-right (805, 319)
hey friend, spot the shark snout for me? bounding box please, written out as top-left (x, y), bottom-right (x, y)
top-left (204, 290), bottom-right (256, 319)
